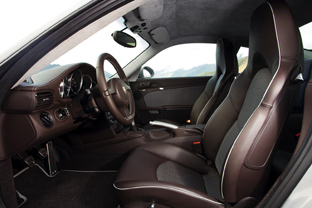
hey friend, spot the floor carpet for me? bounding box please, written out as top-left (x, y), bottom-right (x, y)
top-left (14, 166), bottom-right (118, 208)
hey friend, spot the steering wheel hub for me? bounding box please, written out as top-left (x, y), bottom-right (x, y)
top-left (108, 78), bottom-right (129, 106)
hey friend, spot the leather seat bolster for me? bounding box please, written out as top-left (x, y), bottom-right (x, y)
top-left (138, 143), bottom-right (209, 174)
top-left (114, 180), bottom-right (224, 208)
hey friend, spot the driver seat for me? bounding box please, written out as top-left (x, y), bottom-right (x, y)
top-left (114, 0), bottom-right (303, 207)
top-left (188, 38), bottom-right (238, 125)
top-left (150, 38), bottom-right (238, 126)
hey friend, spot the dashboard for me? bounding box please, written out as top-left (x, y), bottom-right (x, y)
top-left (0, 63), bottom-right (101, 160)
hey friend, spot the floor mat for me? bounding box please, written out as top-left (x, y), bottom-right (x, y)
top-left (14, 166), bottom-right (118, 208)
top-left (56, 151), bottom-right (127, 171)
top-left (52, 138), bottom-right (128, 171)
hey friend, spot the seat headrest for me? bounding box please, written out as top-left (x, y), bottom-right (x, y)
top-left (216, 38), bottom-right (238, 76)
top-left (248, 0), bottom-right (302, 76)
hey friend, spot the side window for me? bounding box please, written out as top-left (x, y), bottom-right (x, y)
top-left (237, 47), bottom-right (249, 73)
top-left (142, 43), bottom-right (216, 78)
top-left (300, 21), bottom-right (312, 51)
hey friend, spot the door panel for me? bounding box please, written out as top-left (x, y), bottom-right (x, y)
top-left (130, 77), bottom-right (209, 125)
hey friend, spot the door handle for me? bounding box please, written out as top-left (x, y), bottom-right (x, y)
top-left (138, 81), bottom-right (161, 89)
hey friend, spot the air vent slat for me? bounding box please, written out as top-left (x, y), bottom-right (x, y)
top-left (35, 92), bottom-right (54, 110)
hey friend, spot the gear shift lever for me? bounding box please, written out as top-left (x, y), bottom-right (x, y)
top-left (131, 121), bottom-right (138, 131)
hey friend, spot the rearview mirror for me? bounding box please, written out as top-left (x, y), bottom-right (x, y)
top-left (112, 31), bottom-right (136, 48)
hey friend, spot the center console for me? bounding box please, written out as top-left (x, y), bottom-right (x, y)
top-left (78, 115), bottom-right (204, 154)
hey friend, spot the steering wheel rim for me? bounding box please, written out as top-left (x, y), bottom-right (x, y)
top-left (96, 53), bottom-right (135, 126)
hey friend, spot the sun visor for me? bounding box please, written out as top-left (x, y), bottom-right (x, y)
top-left (138, 0), bottom-right (164, 20)
top-left (149, 27), bottom-right (170, 44)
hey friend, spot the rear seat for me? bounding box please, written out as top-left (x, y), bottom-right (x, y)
top-left (272, 58), bottom-right (312, 179)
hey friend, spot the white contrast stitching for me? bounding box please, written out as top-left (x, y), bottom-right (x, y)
top-left (113, 183), bottom-right (224, 206)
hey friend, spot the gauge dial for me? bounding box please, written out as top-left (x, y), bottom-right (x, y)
top-left (70, 70), bottom-right (82, 94)
top-left (63, 76), bottom-right (71, 97)
top-left (59, 80), bottom-right (65, 98)
top-left (82, 75), bottom-right (93, 90)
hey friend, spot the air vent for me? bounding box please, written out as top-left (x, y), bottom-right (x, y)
top-left (35, 92), bottom-right (54, 110)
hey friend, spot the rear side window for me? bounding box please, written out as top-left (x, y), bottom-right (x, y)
top-left (237, 47), bottom-right (249, 73)
top-left (142, 43), bottom-right (216, 78)
top-left (300, 21), bottom-right (312, 50)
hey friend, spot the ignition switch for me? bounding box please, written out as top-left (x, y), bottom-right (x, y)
top-left (57, 108), bottom-right (70, 120)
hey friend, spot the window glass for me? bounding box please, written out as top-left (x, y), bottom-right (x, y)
top-left (143, 43), bottom-right (216, 78)
top-left (237, 47), bottom-right (249, 73)
top-left (299, 22), bottom-right (312, 50)
top-left (46, 17), bottom-right (149, 79)
top-left (0, 0), bottom-right (91, 56)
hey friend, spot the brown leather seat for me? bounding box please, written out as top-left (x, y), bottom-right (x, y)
top-left (152, 38), bottom-right (238, 126)
top-left (189, 38), bottom-right (238, 125)
top-left (114, 0), bottom-right (303, 207)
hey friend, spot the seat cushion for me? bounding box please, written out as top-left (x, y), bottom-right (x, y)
top-left (156, 161), bottom-right (207, 193)
top-left (156, 160), bottom-right (223, 201)
top-left (114, 143), bottom-right (224, 208)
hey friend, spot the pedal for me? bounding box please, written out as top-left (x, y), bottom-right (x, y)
top-left (24, 156), bottom-right (35, 167)
top-left (16, 191), bottom-right (27, 207)
top-left (46, 141), bottom-right (58, 176)
top-left (38, 148), bottom-right (48, 158)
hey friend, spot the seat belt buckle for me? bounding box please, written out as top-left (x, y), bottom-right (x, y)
top-left (193, 141), bottom-right (203, 155)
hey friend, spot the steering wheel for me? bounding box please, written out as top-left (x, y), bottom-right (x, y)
top-left (96, 53), bottom-right (135, 126)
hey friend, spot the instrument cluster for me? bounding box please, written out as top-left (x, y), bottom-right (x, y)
top-left (58, 69), bottom-right (95, 98)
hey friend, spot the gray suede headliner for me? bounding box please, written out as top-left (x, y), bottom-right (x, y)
top-left (124, 0), bottom-right (312, 48)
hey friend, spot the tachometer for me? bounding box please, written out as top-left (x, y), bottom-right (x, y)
top-left (69, 70), bottom-right (82, 94)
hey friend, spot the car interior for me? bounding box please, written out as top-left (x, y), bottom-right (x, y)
top-left (1, 0), bottom-right (312, 208)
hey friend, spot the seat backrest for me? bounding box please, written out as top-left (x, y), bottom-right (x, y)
top-left (190, 38), bottom-right (238, 124)
top-left (202, 0), bottom-right (303, 203)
